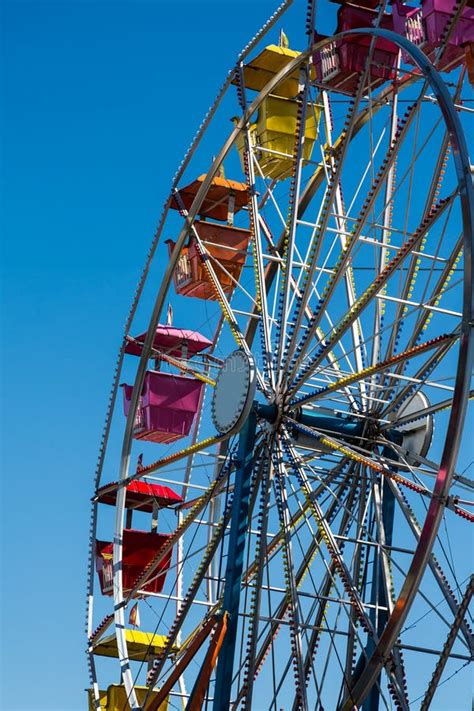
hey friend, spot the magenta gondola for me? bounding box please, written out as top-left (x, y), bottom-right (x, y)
top-left (121, 371), bottom-right (204, 444)
top-left (392, 0), bottom-right (474, 71)
top-left (313, 6), bottom-right (398, 93)
top-left (125, 324), bottom-right (212, 358)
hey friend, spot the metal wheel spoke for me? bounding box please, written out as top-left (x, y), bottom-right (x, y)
top-left (290, 192), bottom-right (456, 396)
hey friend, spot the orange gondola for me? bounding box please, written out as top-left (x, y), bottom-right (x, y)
top-left (167, 220), bottom-right (251, 301)
top-left (170, 174), bottom-right (250, 223)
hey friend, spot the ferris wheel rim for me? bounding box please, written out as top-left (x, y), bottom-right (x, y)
top-left (330, 28), bottom-right (474, 710)
top-left (85, 0), bottom-right (293, 667)
top-left (89, 25), bottom-right (474, 711)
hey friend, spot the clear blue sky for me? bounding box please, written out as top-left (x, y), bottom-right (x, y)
top-left (0, 1), bottom-right (471, 710)
top-left (0, 2), bottom-right (288, 708)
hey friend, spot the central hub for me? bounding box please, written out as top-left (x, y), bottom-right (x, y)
top-left (211, 350), bottom-right (257, 435)
top-left (212, 352), bottom-right (433, 468)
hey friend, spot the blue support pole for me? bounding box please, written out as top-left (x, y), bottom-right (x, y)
top-left (211, 403), bottom-right (402, 708)
top-left (213, 410), bottom-right (258, 710)
top-left (362, 446), bottom-right (396, 711)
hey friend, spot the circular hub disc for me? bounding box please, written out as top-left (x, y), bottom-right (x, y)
top-left (211, 350), bottom-right (257, 434)
top-left (396, 391), bottom-right (434, 464)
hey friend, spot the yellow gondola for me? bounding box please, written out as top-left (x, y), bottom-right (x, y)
top-left (88, 685), bottom-right (168, 711)
top-left (91, 629), bottom-right (174, 659)
top-left (234, 42), bottom-right (320, 181)
top-left (235, 43), bottom-right (305, 98)
top-left (236, 95), bottom-right (319, 181)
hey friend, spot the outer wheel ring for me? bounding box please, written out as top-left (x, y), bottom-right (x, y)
top-left (106, 30), bottom-right (473, 710)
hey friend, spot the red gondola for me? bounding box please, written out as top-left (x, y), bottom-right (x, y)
top-left (95, 529), bottom-right (172, 597)
top-left (313, 5), bottom-right (398, 93)
top-left (96, 480), bottom-right (183, 511)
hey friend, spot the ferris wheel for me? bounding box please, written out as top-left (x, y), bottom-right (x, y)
top-left (86, 0), bottom-right (474, 709)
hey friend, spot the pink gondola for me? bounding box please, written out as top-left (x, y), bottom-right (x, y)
top-left (392, 0), bottom-right (474, 72)
top-left (391, 0), bottom-right (427, 62)
top-left (423, 0), bottom-right (474, 50)
top-left (125, 324), bottom-right (212, 358)
top-left (121, 371), bottom-right (204, 444)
